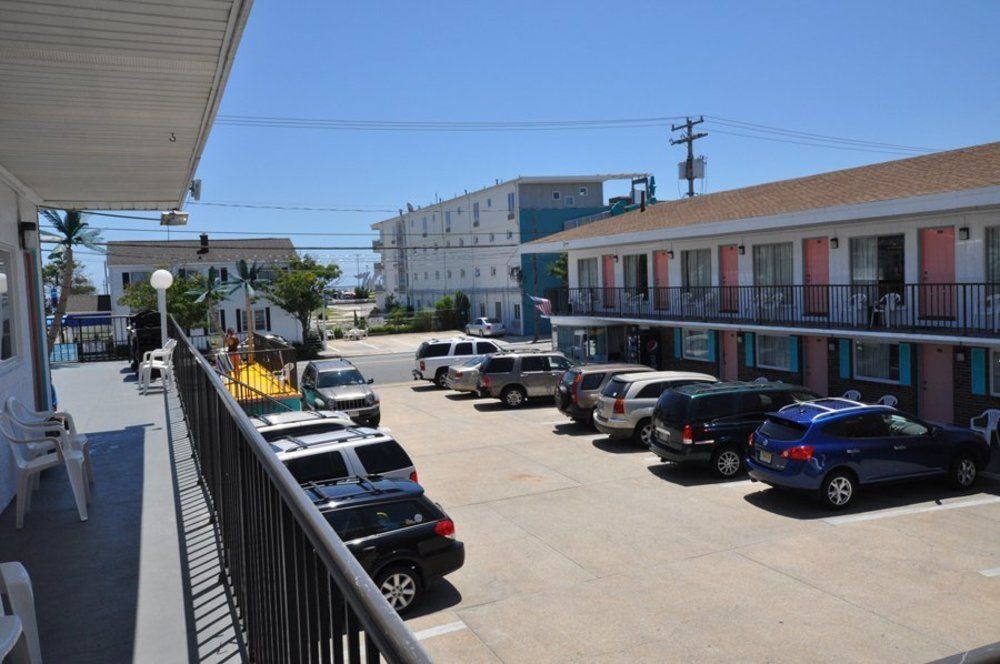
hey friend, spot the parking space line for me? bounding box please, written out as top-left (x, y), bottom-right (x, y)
top-left (413, 620), bottom-right (468, 641)
top-left (980, 567), bottom-right (1000, 577)
top-left (824, 496), bottom-right (1000, 526)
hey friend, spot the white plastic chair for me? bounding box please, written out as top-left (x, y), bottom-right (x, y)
top-left (872, 292), bottom-right (902, 328)
top-left (970, 409), bottom-right (1000, 447)
top-left (753, 377), bottom-right (770, 384)
top-left (5, 396), bottom-right (92, 485)
top-left (842, 389), bottom-right (862, 401)
top-left (140, 338), bottom-right (176, 394)
top-left (273, 362), bottom-right (294, 388)
top-left (0, 563), bottom-right (40, 664)
top-left (0, 615), bottom-right (30, 664)
top-left (877, 394), bottom-right (898, 408)
top-left (0, 414), bottom-right (89, 528)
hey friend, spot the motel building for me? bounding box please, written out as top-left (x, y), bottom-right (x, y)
top-left (526, 142), bottom-right (1000, 427)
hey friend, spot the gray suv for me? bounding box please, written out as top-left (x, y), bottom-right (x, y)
top-left (477, 351), bottom-right (575, 408)
top-left (593, 371), bottom-right (717, 445)
top-left (554, 364), bottom-right (654, 425)
top-left (301, 359), bottom-right (380, 427)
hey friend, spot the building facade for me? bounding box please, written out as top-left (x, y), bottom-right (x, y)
top-left (106, 238), bottom-right (304, 342)
top-left (526, 143), bottom-right (1000, 427)
top-left (371, 175), bottom-right (649, 336)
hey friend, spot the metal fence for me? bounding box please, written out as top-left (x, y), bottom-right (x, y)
top-left (48, 314), bottom-right (131, 362)
top-left (169, 318), bottom-right (430, 663)
top-left (546, 283), bottom-right (1000, 338)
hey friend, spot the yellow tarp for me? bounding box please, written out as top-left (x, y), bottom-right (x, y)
top-left (224, 361), bottom-right (298, 400)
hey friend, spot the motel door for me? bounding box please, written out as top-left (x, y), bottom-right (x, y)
top-left (803, 336), bottom-right (828, 396)
top-left (720, 331), bottom-right (739, 381)
top-left (919, 227), bottom-right (956, 320)
top-left (602, 254), bottom-right (616, 308)
top-left (803, 237), bottom-right (829, 316)
top-left (719, 245), bottom-right (739, 313)
top-left (920, 344), bottom-right (953, 423)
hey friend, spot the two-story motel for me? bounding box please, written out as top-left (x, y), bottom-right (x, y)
top-left (525, 142), bottom-right (1000, 427)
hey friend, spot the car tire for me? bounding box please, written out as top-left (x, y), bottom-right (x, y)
top-left (501, 385), bottom-right (527, 408)
top-left (947, 452), bottom-right (978, 490)
top-left (434, 369), bottom-right (449, 389)
top-left (375, 565), bottom-right (422, 613)
top-left (633, 419), bottom-right (654, 447)
top-left (819, 470), bottom-right (856, 510)
top-left (710, 444), bottom-right (743, 478)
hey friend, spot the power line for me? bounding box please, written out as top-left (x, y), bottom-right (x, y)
top-left (704, 116), bottom-right (937, 153)
top-left (189, 201), bottom-right (396, 212)
top-left (215, 114), bottom-right (690, 132)
top-left (40, 239), bottom-right (522, 252)
top-left (703, 127), bottom-right (927, 156)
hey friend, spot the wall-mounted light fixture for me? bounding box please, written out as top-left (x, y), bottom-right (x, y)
top-left (667, 250), bottom-right (675, 259)
top-left (738, 245), bottom-right (746, 255)
top-left (959, 227), bottom-right (970, 241)
top-left (830, 237), bottom-right (839, 249)
top-left (17, 221), bottom-right (36, 249)
top-left (613, 255), bottom-right (619, 263)
top-left (956, 350), bottom-right (966, 362)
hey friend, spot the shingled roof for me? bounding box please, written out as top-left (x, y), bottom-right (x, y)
top-left (106, 238), bottom-right (297, 267)
top-left (537, 142), bottom-right (1000, 245)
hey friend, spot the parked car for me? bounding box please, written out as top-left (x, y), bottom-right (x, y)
top-left (477, 351), bottom-right (575, 408)
top-left (445, 354), bottom-right (490, 394)
top-left (310, 477), bottom-right (465, 612)
top-left (252, 409), bottom-right (355, 442)
top-left (413, 337), bottom-right (503, 388)
top-left (650, 381), bottom-right (820, 478)
top-left (555, 363), bottom-right (654, 425)
top-left (272, 427), bottom-right (417, 485)
top-left (465, 317), bottom-right (505, 337)
top-left (301, 359), bottom-right (380, 427)
top-left (593, 371), bottom-right (717, 445)
top-left (746, 399), bottom-right (992, 509)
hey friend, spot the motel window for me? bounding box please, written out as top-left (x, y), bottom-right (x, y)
top-left (681, 329), bottom-right (710, 362)
top-left (850, 235), bottom-right (905, 299)
top-left (622, 254), bottom-right (649, 297)
top-left (756, 334), bottom-right (791, 371)
top-left (853, 341), bottom-right (900, 383)
top-left (991, 350), bottom-right (1000, 397)
top-left (0, 249), bottom-right (14, 361)
top-left (681, 249), bottom-right (711, 290)
top-left (987, 228), bottom-right (1000, 286)
top-left (752, 242), bottom-right (793, 286)
top-left (577, 257), bottom-right (598, 289)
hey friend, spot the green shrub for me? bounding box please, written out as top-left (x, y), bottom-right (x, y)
top-left (332, 326), bottom-right (344, 339)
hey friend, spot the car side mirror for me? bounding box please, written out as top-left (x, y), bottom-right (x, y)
top-left (367, 378), bottom-right (374, 384)
top-left (930, 425), bottom-right (941, 437)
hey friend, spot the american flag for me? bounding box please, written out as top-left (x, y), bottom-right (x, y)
top-left (529, 295), bottom-right (552, 316)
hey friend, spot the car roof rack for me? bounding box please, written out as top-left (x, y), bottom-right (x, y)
top-left (282, 427), bottom-right (389, 452)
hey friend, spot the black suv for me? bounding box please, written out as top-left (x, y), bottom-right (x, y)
top-left (650, 381), bottom-right (819, 478)
top-left (310, 477), bottom-right (465, 612)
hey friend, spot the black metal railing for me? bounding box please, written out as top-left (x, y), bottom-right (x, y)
top-left (48, 313), bottom-right (131, 362)
top-left (169, 318), bottom-right (430, 663)
top-left (546, 283), bottom-right (1000, 337)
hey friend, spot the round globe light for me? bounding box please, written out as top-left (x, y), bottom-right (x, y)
top-left (0, 272), bottom-right (7, 294)
top-left (150, 269), bottom-right (174, 291)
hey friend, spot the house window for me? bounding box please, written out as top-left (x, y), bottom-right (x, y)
top-left (489, 233), bottom-right (495, 242)
top-left (622, 254), bottom-right (648, 297)
top-left (424, 272), bottom-right (428, 280)
top-left (507, 192), bottom-right (516, 219)
top-left (473, 202), bottom-right (480, 226)
top-left (854, 341), bottom-right (900, 383)
top-left (507, 230), bottom-right (514, 240)
top-left (487, 198), bottom-right (492, 208)
top-left (475, 267), bottom-right (481, 277)
top-left (447, 270), bottom-right (451, 279)
top-left (445, 211), bottom-right (452, 232)
top-left (490, 267), bottom-right (497, 277)
top-left (422, 217), bottom-right (428, 237)
top-left (579, 187), bottom-right (588, 197)
top-left (460, 269), bottom-right (466, 278)
top-left (681, 329), bottom-right (710, 361)
top-left (552, 191), bottom-right (561, 200)
top-left (459, 238), bottom-right (464, 247)
top-left (681, 249), bottom-right (711, 289)
top-left (564, 196), bottom-right (575, 207)
top-left (991, 350), bottom-right (1000, 397)
top-left (495, 302), bottom-right (502, 319)
top-left (435, 271), bottom-right (440, 279)
top-left (479, 303), bottom-right (486, 316)
top-left (253, 308), bottom-right (270, 331)
top-left (578, 258), bottom-right (598, 289)
top-left (850, 234), bottom-right (905, 299)
top-left (0, 249), bottom-right (15, 361)
top-left (756, 334), bottom-right (791, 371)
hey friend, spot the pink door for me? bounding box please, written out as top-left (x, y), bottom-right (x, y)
top-left (719, 245), bottom-right (739, 312)
top-left (803, 237), bottom-right (829, 316)
top-left (920, 227), bottom-right (956, 319)
top-left (602, 254), bottom-right (616, 308)
top-left (721, 330), bottom-right (739, 381)
top-left (653, 250), bottom-right (670, 310)
top-left (920, 344), bottom-right (953, 423)
top-left (803, 335), bottom-right (828, 396)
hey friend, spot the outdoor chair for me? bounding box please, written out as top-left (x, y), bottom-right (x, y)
top-left (970, 409), bottom-right (1000, 448)
top-left (139, 338), bottom-right (176, 394)
top-left (274, 362), bottom-right (295, 388)
top-left (871, 292), bottom-right (902, 328)
top-left (0, 413), bottom-right (89, 528)
top-left (876, 394), bottom-right (898, 407)
top-left (5, 396), bottom-right (93, 485)
top-left (0, 563), bottom-right (41, 664)
top-left (0, 615), bottom-right (30, 664)
top-left (975, 294), bottom-right (1000, 332)
top-left (847, 293), bottom-right (869, 327)
top-left (842, 389), bottom-right (862, 401)
top-left (753, 377), bottom-right (770, 384)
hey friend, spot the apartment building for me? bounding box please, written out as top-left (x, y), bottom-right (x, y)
top-left (525, 142), bottom-right (1000, 427)
top-left (106, 238), bottom-right (304, 342)
top-left (371, 174), bottom-right (649, 336)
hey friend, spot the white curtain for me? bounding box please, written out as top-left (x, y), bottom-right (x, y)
top-left (850, 237), bottom-right (878, 285)
top-left (753, 243), bottom-right (793, 286)
top-left (577, 258), bottom-right (598, 288)
top-left (855, 341), bottom-right (897, 381)
top-left (682, 249), bottom-right (711, 288)
top-left (757, 334), bottom-right (790, 370)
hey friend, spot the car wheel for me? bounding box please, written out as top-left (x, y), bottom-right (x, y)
top-left (633, 419), bottom-right (654, 447)
top-left (434, 369), bottom-right (449, 389)
top-left (375, 565), bottom-right (421, 613)
top-left (948, 452), bottom-right (978, 490)
top-left (710, 444), bottom-right (743, 478)
top-left (820, 470), bottom-right (856, 510)
top-left (502, 385), bottom-right (527, 408)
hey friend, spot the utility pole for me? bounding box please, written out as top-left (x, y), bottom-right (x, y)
top-left (531, 210), bottom-right (539, 343)
top-left (670, 116), bottom-right (708, 198)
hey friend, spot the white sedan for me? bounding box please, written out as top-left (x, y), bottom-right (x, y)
top-left (465, 317), bottom-right (505, 337)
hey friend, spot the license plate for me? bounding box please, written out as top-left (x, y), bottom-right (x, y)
top-left (347, 410), bottom-right (360, 417)
top-left (758, 450), bottom-right (772, 464)
top-left (655, 427), bottom-right (670, 440)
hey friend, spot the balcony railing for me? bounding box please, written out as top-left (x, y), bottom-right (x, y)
top-left (545, 284), bottom-right (1000, 338)
top-left (169, 318), bottom-right (430, 663)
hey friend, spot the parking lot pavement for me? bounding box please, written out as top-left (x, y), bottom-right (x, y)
top-left (376, 382), bottom-right (1000, 663)
top-left (321, 330), bottom-right (550, 358)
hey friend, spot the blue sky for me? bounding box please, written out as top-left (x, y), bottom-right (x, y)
top-left (74, 0), bottom-right (1000, 288)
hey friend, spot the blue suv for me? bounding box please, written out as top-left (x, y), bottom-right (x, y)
top-left (746, 399), bottom-right (991, 509)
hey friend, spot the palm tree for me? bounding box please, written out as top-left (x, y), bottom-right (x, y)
top-left (226, 259), bottom-right (269, 351)
top-left (188, 266), bottom-right (228, 338)
top-left (42, 210), bottom-right (102, 349)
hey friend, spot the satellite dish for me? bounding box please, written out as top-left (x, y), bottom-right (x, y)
top-left (406, 202), bottom-right (415, 213)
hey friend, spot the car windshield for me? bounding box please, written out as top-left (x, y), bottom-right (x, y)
top-left (316, 368), bottom-right (365, 388)
top-left (487, 318), bottom-right (501, 324)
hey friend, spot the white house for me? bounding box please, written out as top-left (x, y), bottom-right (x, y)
top-left (525, 142), bottom-right (1000, 427)
top-left (106, 238), bottom-right (304, 343)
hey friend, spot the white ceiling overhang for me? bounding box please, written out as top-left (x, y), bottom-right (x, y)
top-left (0, 0), bottom-right (251, 210)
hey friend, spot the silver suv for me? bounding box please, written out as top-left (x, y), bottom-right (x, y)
top-left (477, 351), bottom-right (575, 408)
top-left (271, 428), bottom-right (418, 485)
top-left (593, 371), bottom-right (717, 445)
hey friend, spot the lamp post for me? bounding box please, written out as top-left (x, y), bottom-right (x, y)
top-left (150, 269), bottom-right (174, 346)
